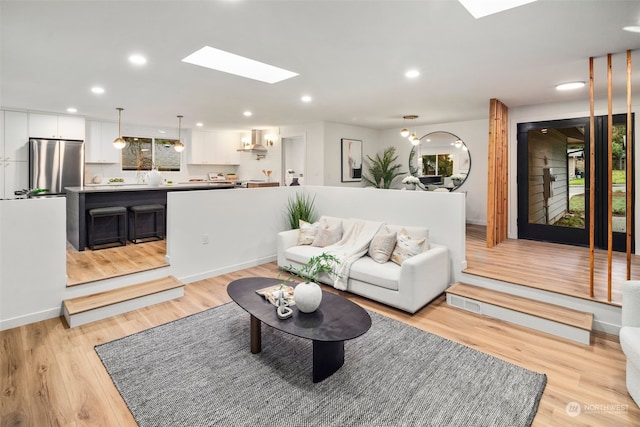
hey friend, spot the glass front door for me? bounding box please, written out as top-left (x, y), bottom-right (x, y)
top-left (517, 115), bottom-right (634, 251)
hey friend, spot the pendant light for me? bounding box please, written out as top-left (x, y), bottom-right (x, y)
top-left (401, 115), bottom-right (418, 139)
top-left (113, 107), bottom-right (126, 149)
top-left (174, 115), bottom-right (185, 152)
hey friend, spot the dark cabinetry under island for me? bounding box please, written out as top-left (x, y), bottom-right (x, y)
top-left (66, 183), bottom-right (235, 251)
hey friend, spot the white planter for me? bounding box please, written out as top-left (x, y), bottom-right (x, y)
top-left (147, 169), bottom-right (163, 186)
top-left (293, 281), bottom-right (323, 313)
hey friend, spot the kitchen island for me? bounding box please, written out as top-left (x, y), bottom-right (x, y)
top-left (66, 183), bottom-right (235, 251)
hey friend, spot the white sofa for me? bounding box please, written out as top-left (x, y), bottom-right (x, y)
top-left (277, 217), bottom-right (450, 313)
top-left (621, 280), bottom-right (640, 407)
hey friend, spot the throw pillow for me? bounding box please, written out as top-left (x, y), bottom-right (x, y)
top-left (312, 220), bottom-right (343, 247)
top-left (368, 227), bottom-right (397, 263)
top-left (391, 228), bottom-right (426, 265)
top-left (297, 220), bottom-right (319, 245)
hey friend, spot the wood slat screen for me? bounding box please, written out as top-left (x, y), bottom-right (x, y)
top-left (487, 98), bottom-right (509, 248)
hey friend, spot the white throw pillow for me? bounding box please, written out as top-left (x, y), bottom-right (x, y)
top-left (297, 220), bottom-right (319, 245)
top-left (312, 219), bottom-right (343, 247)
top-left (391, 228), bottom-right (426, 265)
top-left (368, 226), bottom-right (397, 263)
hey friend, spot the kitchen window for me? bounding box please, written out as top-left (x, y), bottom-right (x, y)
top-left (122, 136), bottom-right (181, 171)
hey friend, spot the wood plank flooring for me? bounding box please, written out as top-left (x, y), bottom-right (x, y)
top-left (1, 262), bottom-right (638, 426)
top-left (465, 224), bottom-right (635, 305)
top-left (66, 240), bottom-right (168, 286)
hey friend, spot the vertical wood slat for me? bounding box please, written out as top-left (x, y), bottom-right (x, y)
top-left (487, 98), bottom-right (509, 248)
top-left (589, 57), bottom-right (595, 298)
top-left (607, 53), bottom-right (613, 302)
top-left (627, 50), bottom-right (633, 279)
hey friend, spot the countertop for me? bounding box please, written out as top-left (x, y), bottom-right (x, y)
top-left (65, 182), bottom-right (236, 193)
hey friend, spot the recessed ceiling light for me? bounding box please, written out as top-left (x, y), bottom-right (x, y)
top-left (182, 46), bottom-right (299, 84)
top-left (405, 70), bottom-right (420, 78)
top-left (623, 25), bottom-right (640, 33)
top-left (458, 0), bottom-right (538, 19)
top-left (301, 95), bottom-right (312, 103)
top-left (556, 81), bottom-right (585, 91)
top-left (243, 111), bottom-right (253, 117)
top-left (158, 130), bottom-right (166, 134)
top-left (66, 107), bottom-right (77, 113)
top-left (129, 54), bottom-right (147, 65)
top-left (91, 86), bottom-right (105, 94)
top-left (196, 122), bottom-right (204, 127)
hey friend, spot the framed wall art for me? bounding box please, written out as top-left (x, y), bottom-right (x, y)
top-left (341, 138), bottom-right (362, 182)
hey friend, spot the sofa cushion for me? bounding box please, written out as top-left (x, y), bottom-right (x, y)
top-left (284, 245), bottom-right (325, 265)
top-left (391, 228), bottom-right (427, 265)
top-left (350, 256), bottom-right (400, 291)
top-left (312, 218), bottom-right (343, 247)
top-left (297, 219), bottom-right (319, 245)
top-left (368, 226), bottom-right (397, 263)
top-left (386, 224), bottom-right (429, 249)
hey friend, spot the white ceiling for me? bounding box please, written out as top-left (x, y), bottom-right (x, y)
top-left (2, 0), bottom-right (640, 133)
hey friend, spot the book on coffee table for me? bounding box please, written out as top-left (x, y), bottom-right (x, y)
top-left (255, 284), bottom-right (296, 306)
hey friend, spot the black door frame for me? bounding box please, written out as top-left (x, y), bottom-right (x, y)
top-left (517, 114), bottom-right (634, 251)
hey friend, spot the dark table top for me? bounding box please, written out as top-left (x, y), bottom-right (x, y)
top-left (227, 277), bottom-right (371, 342)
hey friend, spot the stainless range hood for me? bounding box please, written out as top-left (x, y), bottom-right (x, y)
top-left (238, 129), bottom-right (268, 159)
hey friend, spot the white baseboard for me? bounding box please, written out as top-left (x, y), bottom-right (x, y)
top-left (179, 255), bottom-right (277, 284)
top-left (0, 307), bottom-right (63, 331)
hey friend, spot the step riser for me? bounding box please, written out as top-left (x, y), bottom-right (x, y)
top-left (447, 294), bottom-right (591, 345)
top-left (64, 287), bottom-right (184, 328)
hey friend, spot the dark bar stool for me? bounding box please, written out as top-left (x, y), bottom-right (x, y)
top-left (87, 206), bottom-right (127, 250)
top-left (129, 204), bottom-right (165, 244)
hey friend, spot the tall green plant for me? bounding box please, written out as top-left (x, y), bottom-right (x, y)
top-left (362, 146), bottom-right (405, 189)
top-left (285, 192), bottom-right (317, 229)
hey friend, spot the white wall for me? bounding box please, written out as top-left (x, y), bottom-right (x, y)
top-left (167, 185), bottom-right (467, 284)
top-left (0, 198), bottom-right (67, 329)
top-left (380, 118), bottom-right (489, 225)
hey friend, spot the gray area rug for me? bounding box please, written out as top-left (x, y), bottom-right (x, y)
top-left (95, 303), bottom-right (546, 426)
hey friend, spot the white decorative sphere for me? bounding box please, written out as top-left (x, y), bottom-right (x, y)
top-left (293, 282), bottom-right (323, 313)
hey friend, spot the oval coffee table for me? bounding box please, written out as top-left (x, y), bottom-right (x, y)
top-left (227, 277), bottom-right (372, 383)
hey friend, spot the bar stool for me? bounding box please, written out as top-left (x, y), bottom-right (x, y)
top-left (87, 206), bottom-right (127, 250)
top-left (129, 204), bottom-right (165, 243)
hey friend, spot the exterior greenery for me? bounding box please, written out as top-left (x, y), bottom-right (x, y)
top-left (362, 146), bottom-right (405, 189)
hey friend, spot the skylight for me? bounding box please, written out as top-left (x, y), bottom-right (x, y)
top-left (182, 46), bottom-right (299, 84)
top-left (458, 0), bottom-right (538, 19)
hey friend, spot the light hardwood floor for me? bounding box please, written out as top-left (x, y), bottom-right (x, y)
top-left (66, 240), bottom-right (168, 286)
top-left (1, 262), bottom-right (638, 426)
top-left (465, 224), bottom-right (636, 305)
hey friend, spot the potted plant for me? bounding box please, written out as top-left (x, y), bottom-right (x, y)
top-left (285, 253), bottom-right (341, 313)
top-left (401, 175), bottom-right (420, 190)
top-left (451, 174), bottom-right (465, 186)
top-left (285, 192), bottom-right (317, 229)
top-left (362, 146), bottom-right (405, 189)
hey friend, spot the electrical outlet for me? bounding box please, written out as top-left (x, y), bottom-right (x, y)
top-left (202, 234), bottom-right (209, 245)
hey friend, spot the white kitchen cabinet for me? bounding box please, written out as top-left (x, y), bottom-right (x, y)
top-left (85, 121), bottom-right (120, 164)
top-left (29, 113), bottom-right (85, 140)
top-left (4, 111), bottom-right (29, 162)
top-left (2, 161), bottom-right (28, 199)
top-left (188, 130), bottom-right (240, 165)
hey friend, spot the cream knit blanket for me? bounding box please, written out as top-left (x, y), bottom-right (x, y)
top-left (325, 219), bottom-right (382, 291)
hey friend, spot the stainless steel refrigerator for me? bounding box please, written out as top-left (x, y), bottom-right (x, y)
top-left (29, 138), bottom-right (84, 195)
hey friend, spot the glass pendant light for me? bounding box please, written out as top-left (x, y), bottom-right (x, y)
top-left (401, 115), bottom-right (418, 139)
top-left (174, 115), bottom-right (185, 152)
top-left (113, 108), bottom-right (126, 149)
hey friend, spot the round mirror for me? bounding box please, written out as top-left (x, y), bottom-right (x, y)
top-left (409, 131), bottom-right (471, 191)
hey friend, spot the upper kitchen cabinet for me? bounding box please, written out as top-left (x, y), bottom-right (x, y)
top-left (28, 113), bottom-right (85, 140)
top-left (85, 121), bottom-right (120, 164)
top-left (3, 111), bottom-right (28, 162)
top-left (189, 131), bottom-right (240, 165)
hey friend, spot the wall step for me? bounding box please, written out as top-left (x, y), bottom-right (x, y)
top-left (63, 276), bottom-right (184, 328)
top-left (446, 282), bottom-right (593, 344)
